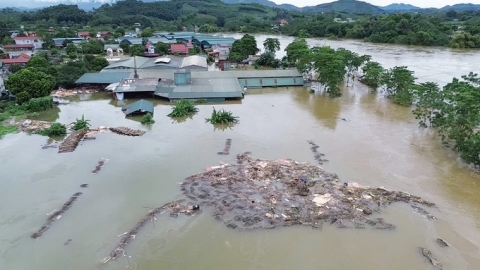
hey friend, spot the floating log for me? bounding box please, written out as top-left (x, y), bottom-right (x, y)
top-left (307, 140), bottom-right (328, 165)
top-left (420, 247), bottom-right (443, 269)
top-left (109, 127), bottom-right (146, 136)
top-left (217, 139), bottom-right (232, 155)
top-left (107, 200), bottom-right (196, 261)
top-left (58, 129), bottom-right (88, 153)
top-left (31, 192), bottom-right (82, 239)
top-left (91, 158), bottom-right (109, 174)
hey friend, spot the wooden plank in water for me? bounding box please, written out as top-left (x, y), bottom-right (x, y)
top-left (58, 129), bottom-right (88, 153)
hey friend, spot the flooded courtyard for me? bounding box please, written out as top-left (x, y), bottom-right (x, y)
top-left (1, 37), bottom-right (480, 269)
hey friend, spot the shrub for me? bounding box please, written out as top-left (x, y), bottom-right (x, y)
top-left (37, 123), bottom-right (67, 136)
top-left (24, 96), bottom-right (54, 112)
top-left (0, 125), bottom-right (18, 139)
top-left (71, 114), bottom-right (91, 130)
top-left (205, 107), bottom-right (239, 124)
top-left (167, 100), bottom-right (199, 117)
top-left (141, 113), bottom-right (155, 125)
top-left (16, 91), bottom-right (31, 104)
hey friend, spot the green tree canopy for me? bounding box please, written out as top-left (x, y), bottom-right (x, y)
top-left (263, 38), bottom-right (280, 54)
top-left (130, 44), bottom-right (145, 56)
top-left (154, 42), bottom-right (169, 55)
top-left (5, 68), bottom-right (55, 103)
top-left (141, 27), bottom-right (153, 38)
top-left (228, 34), bottom-right (258, 62)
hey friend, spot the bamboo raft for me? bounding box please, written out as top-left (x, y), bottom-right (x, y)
top-left (109, 127), bottom-right (146, 136)
top-left (58, 129), bottom-right (88, 153)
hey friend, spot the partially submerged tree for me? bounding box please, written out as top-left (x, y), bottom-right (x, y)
top-left (167, 100), bottom-right (199, 117)
top-left (206, 107), bottom-right (239, 124)
top-left (5, 68), bottom-right (56, 104)
top-left (263, 38), bottom-right (280, 54)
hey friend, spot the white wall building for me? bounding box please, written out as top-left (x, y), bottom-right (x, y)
top-left (13, 36), bottom-right (43, 50)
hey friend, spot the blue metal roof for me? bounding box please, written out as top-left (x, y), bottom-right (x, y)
top-left (75, 72), bottom-right (131, 84)
top-left (121, 99), bottom-right (154, 116)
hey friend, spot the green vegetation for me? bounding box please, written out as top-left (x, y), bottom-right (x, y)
top-left (37, 123), bottom-right (67, 136)
top-left (71, 115), bottom-right (91, 130)
top-left (140, 113), bottom-right (155, 125)
top-left (228, 34), bottom-right (259, 62)
top-left (0, 125), bottom-right (19, 139)
top-left (168, 100), bottom-right (199, 117)
top-left (412, 73), bottom-right (480, 166)
top-left (206, 107), bottom-right (239, 124)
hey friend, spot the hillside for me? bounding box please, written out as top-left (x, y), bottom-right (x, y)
top-left (303, 0), bottom-right (384, 14)
top-left (221, 0), bottom-right (300, 10)
top-left (382, 3), bottom-right (420, 11)
top-left (440, 4), bottom-right (480, 11)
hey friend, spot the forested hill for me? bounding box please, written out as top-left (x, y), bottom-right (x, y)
top-left (1, 0), bottom-right (480, 49)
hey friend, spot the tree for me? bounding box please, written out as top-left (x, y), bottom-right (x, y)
top-left (5, 68), bottom-right (55, 103)
top-left (312, 47), bottom-right (347, 97)
top-left (141, 27), bottom-right (153, 38)
top-left (154, 42), bottom-right (169, 55)
top-left (130, 44), bottom-right (145, 56)
top-left (91, 57), bottom-right (109, 71)
top-left (26, 56), bottom-right (50, 70)
top-left (361, 61), bottom-right (384, 90)
top-left (66, 43), bottom-right (77, 56)
top-left (81, 40), bottom-right (104, 54)
top-left (381, 66), bottom-right (416, 106)
top-left (119, 40), bottom-right (131, 54)
top-left (411, 82), bottom-right (442, 128)
top-left (256, 52), bottom-right (280, 68)
top-left (284, 38), bottom-right (310, 73)
top-left (55, 61), bottom-right (88, 88)
top-left (2, 36), bottom-right (14, 45)
top-left (216, 17), bottom-right (225, 27)
top-left (263, 38), bottom-right (280, 54)
top-left (8, 64), bottom-right (23, 74)
top-left (228, 34), bottom-right (258, 62)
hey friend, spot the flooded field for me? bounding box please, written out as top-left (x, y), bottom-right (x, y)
top-left (1, 37), bottom-right (480, 269)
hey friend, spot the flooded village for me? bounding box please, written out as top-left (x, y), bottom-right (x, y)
top-left (2, 13), bottom-right (480, 270)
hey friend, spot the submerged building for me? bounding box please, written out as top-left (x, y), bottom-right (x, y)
top-left (75, 55), bottom-right (305, 102)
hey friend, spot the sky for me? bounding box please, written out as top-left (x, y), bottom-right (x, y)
top-left (270, 0), bottom-right (479, 8)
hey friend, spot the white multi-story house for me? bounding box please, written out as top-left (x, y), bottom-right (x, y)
top-left (13, 36), bottom-right (43, 50)
top-left (212, 44), bottom-right (232, 60)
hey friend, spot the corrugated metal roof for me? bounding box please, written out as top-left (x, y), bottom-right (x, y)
top-left (180, 55), bottom-right (208, 69)
top-left (155, 77), bottom-right (243, 99)
top-left (75, 72), bottom-right (131, 84)
top-left (121, 99), bottom-right (154, 116)
top-left (190, 69), bottom-right (302, 79)
top-left (103, 56), bottom-right (183, 70)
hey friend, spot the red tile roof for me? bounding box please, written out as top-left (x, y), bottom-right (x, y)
top-left (78, 31), bottom-right (90, 37)
top-left (14, 36), bottom-right (41, 41)
top-left (1, 54), bottom-right (31, 64)
top-left (99, 31), bottom-right (111, 36)
top-left (170, 44), bottom-right (188, 54)
top-left (4, 44), bottom-right (35, 49)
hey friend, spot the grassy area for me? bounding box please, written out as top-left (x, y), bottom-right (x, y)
top-left (0, 125), bottom-right (19, 139)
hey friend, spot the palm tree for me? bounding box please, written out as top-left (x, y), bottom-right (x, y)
top-left (263, 38), bottom-right (280, 53)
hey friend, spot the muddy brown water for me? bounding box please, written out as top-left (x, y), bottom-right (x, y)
top-left (1, 36), bottom-right (480, 269)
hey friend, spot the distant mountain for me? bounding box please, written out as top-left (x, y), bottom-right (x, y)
top-left (221, 0), bottom-right (300, 10)
top-left (440, 3), bottom-right (480, 11)
top-left (382, 3), bottom-right (420, 11)
top-left (303, 0), bottom-right (383, 14)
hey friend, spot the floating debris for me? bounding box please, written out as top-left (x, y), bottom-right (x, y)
top-left (420, 247), bottom-right (443, 269)
top-left (217, 139), bottom-right (232, 155)
top-left (307, 140), bottom-right (328, 165)
top-left (18, 120), bottom-right (52, 133)
top-left (83, 136), bottom-right (96, 141)
top-left (436, 238), bottom-right (450, 247)
top-left (80, 184), bottom-right (88, 188)
top-left (107, 200), bottom-right (198, 261)
top-left (31, 192), bottom-right (82, 239)
top-left (412, 205), bottom-right (436, 220)
top-left (64, 239), bottom-right (72, 245)
top-left (41, 143), bottom-right (58, 149)
top-left (109, 127), bottom-right (146, 136)
top-left (180, 152), bottom-right (434, 231)
top-left (91, 158), bottom-right (109, 174)
top-left (58, 129), bottom-right (88, 153)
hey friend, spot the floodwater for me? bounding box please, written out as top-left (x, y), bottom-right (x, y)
top-left (1, 37), bottom-right (480, 270)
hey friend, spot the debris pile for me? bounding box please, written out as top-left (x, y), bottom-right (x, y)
top-left (217, 139), bottom-right (232, 155)
top-left (107, 200), bottom-right (198, 262)
top-left (420, 247), bottom-right (443, 269)
top-left (58, 129), bottom-right (88, 153)
top-left (180, 152), bottom-right (435, 231)
top-left (307, 140), bottom-right (328, 165)
top-left (18, 120), bottom-right (52, 133)
top-left (91, 158), bottom-right (109, 174)
top-left (41, 142), bottom-right (58, 149)
top-left (31, 192), bottom-right (82, 239)
top-left (109, 127), bottom-right (146, 136)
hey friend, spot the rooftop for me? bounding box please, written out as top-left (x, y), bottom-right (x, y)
top-left (121, 99), bottom-right (154, 116)
top-left (14, 36), bottom-right (41, 41)
top-left (75, 71), bottom-right (131, 84)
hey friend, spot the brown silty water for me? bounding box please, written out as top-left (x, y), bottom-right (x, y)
top-left (0, 36), bottom-right (480, 269)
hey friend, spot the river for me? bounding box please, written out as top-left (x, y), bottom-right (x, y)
top-left (0, 35), bottom-right (479, 269)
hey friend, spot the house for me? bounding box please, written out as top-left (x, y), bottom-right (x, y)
top-left (0, 53), bottom-right (31, 67)
top-left (170, 44), bottom-right (188, 55)
top-left (346, 18), bottom-right (355, 23)
top-left (2, 44), bottom-right (35, 57)
top-left (279, 19), bottom-right (288, 26)
top-left (26, 31), bottom-right (36, 37)
top-left (13, 36), bottom-right (43, 50)
top-left (212, 44), bottom-right (232, 60)
top-left (122, 99), bottom-right (154, 116)
top-left (9, 30), bottom-right (21, 38)
top-left (78, 31), bottom-right (90, 39)
top-left (98, 31), bottom-right (112, 39)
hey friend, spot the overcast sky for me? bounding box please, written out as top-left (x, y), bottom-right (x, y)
top-left (271, 0), bottom-right (480, 8)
